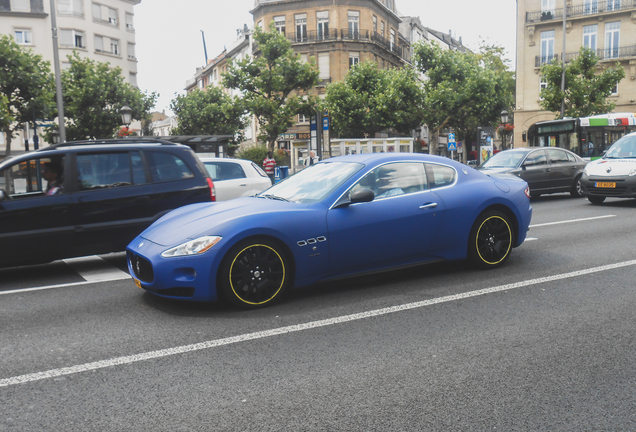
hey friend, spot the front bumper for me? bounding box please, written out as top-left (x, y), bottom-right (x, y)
top-left (581, 174), bottom-right (636, 198)
top-left (126, 236), bottom-right (221, 302)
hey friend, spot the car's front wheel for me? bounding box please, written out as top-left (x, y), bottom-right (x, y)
top-left (219, 238), bottom-right (290, 309)
top-left (588, 196), bottom-right (606, 205)
top-left (468, 210), bottom-right (514, 269)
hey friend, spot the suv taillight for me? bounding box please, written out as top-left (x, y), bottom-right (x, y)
top-left (207, 178), bottom-right (216, 202)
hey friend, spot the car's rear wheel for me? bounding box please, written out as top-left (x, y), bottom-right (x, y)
top-left (570, 175), bottom-right (583, 198)
top-left (220, 238), bottom-right (289, 309)
top-left (588, 196), bottom-right (606, 205)
top-left (468, 210), bottom-right (514, 269)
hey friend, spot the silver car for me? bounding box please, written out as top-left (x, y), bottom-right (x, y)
top-left (200, 157), bottom-right (272, 201)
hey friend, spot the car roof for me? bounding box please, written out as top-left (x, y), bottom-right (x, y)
top-left (199, 157), bottom-right (253, 165)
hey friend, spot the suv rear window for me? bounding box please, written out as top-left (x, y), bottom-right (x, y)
top-left (147, 152), bottom-right (194, 182)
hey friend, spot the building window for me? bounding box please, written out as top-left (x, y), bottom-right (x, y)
top-left (127, 42), bottom-right (136, 60)
top-left (318, 52), bottom-right (329, 80)
top-left (611, 83), bottom-right (618, 95)
top-left (541, 0), bottom-right (555, 13)
top-left (349, 52), bottom-right (360, 69)
top-left (125, 13), bottom-right (134, 30)
top-left (298, 114), bottom-right (309, 124)
top-left (607, 0), bottom-right (621, 11)
top-left (93, 3), bottom-right (119, 26)
top-left (605, 22), bottom-right (620, 58)
top-left (60, 29), bottom-right (85, 48)
top-left (390, 29), bottom-right (396, 51)
top-left (10, 0), bottom-right (29, 12)
top-left (584, 0), bottom-right (598, 14)
top-left (317, 11), bottom-right (329, 40)
top-left (583, 25), bottom-right (597, 51)
top-left (274, 16), bottom-right (286, 35)
top-left (129, 72), bottom-right (137, 87)
top-left (295, 13), bottom-right (307, 42)
top-left (58, 0), bottom-right (83, 16)
top-left (257, 20), bottom-right (263, 30)
top-left (14, 29), bottom-right (32, 45)
top-left (348, 11), bottom-right (360, 38)
top-left (94, 35), bottom-right (119, 55)
top-left (540, 30), bottom-right (555, 64)
top-left (381, 21), bottom-right (385, 39)
top-left (373, 16), bottom-right (377, 34)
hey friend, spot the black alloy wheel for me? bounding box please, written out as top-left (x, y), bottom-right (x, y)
top-left (468, 211), bottom-right (514, 269)
top-left (220, 239), bottom-right (289, 309)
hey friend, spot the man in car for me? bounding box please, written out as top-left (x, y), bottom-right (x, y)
top-left (42, 161), bottom-right (63, 195)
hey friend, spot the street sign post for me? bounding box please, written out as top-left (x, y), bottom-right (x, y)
top-left (448, 132), bottom-right (457, 159)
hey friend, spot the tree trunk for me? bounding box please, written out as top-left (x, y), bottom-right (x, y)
top-left (3, 132), bottom-right (11, 158)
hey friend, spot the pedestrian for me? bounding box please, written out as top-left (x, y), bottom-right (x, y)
top-left (304, 150), bottom-right (319, 167)
top-left (263, 151), bottom-right (276, 183)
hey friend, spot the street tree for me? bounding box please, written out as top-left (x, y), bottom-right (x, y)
top-left (540, 47), bottom-right (625, 118)
top-left (324, 61), bottom-right (425, 138)
top-left (414, 42), bottom-right (512, 150)
top-left (0, 34), bottom-right (55, 156)
top-left (59, 52), bottom-right (156, 140)
top-left (223, 23), bottom-right (319, 150)
top-left (170, 86), bottom-right (248, 143)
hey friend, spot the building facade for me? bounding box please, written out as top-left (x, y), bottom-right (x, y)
top-left (515, 0), bottom-right (636, 147)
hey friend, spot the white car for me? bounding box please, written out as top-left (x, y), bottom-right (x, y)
top-left (200, 157), bottom-right (272, 201)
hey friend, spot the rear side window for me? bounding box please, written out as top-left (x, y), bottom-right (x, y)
top-left (77, 152), bottom-right (141, 190)
top-left (204, 161), bottom-right (246, 181)
top-left (147, 152), bottom-right (194, 182)
top-left (547, 149), bottom-right (568, 163)
top-left (425, 163), bottom-right (456, 189)
top-left (251, 162), bottom-right (268, 178)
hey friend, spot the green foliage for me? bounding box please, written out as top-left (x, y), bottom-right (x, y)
top-left (223, 23), bottom-right (319, 149)
top-left (0, 34), bottom-right (55, 154)
top-left (540, 47), bottom-right (625, 118)
top-left (60, 52), bottom-right (157, 140)
top-left (414, 42), bottom-right (513, 145)
top-left (235, 145), bottom-right (287, 167)
top-left (324, 62), bottom-right (425, 138)
top-left (170, 86), bottom-right (247, 143)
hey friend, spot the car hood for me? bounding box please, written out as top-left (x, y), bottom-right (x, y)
top-left (140, 197), bottom-right (297, 246)
top-left (585, 159), bottom-right (636, 177)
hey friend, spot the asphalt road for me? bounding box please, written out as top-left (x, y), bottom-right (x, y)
top-left (2, 195), bottom-right (636, 431)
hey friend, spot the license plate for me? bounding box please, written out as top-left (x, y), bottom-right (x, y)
top-left (595, 182), bottom-right (616, 188)
top-left (134, 278), bottom-right (142, 289)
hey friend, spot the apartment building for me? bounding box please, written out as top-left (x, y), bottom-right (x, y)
top-left (515, 0), bottom-right (636, 147)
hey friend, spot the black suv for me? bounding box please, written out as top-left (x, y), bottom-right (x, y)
top-left (0, 139), bottom-right (214, 267)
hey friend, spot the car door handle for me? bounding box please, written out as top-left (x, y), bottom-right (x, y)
top-left (239, 184), bottom-right (247, 187)
top-left (420, 202), bottom-right (438, 209)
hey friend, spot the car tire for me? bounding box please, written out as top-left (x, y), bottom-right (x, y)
top-left (219, 238), bottom-right (290, 309)
top-left (570, 175), bottom-right (583, 198)
top-left (588, 196), bottom-right (606, 205)
top-left (468, 210), bottom-right (514, 269)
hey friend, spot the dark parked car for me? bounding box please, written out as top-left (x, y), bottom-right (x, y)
top-left (0, 139), bottom-right (214, 267)
top-left (478, 147), bottom-right (588, 197)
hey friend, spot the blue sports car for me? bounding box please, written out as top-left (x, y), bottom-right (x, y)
top-left (127, 153), bottom-right (532, 309)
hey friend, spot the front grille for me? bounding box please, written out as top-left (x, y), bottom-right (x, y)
top-left (128, 251), bottom-right (154, 282)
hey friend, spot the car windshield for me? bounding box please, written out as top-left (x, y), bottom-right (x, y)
top-left (481, 151), bottom-right (526, 168)
top-left (260, 162), bottom-right (363, 203)
top-left (604, 135), bottom-right (636, 159)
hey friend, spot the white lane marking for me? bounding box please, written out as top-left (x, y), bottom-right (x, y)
top-left (525, 237), bottom-right (539, 241)
top-left (3, 258), bottom-right (636, 388)
top-left (530, 214), bottom-right (616, 228)
top-left (0, 256), bottom-right (131, 296)
top-left (63, 256), bottom-right (130, 282)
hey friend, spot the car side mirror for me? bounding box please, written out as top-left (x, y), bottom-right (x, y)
top-left (350, 188), bottom-right (375, 203)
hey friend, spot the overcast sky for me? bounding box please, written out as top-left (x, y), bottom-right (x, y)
top-left (134, 0), bottom-right (517, 115)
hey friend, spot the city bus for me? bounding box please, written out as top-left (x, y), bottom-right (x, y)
top-left (525, 113), bottom-right (636, 159)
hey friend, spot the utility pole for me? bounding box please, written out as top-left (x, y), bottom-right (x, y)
top-left (49, 0), bottom-right (66, 142)
top-left (560, 0), bottom-right (567, 118)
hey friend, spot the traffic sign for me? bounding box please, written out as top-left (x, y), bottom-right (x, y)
top-left (448, 132), bottom-right (456, 143)
top-left (448, 141), bottom-right (457, 151)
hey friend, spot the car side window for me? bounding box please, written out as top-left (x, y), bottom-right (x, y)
top-left (251, 162), bottom-right (268, 178)
top-left (205, 162), bottom-right (246, 181)
top-left (547, 149), bottom-right (568, 163)
top-left (0, 156), bottom-right (66, 197)
top-left (350, 162), bottom-right (427, 199)
top-left (566, 152), bottom-right (577, 162)
top-left (425, 163), bottom-right (456, 189)
top-left (147, 152), bottom-right (194, 182)
top-left (77, 152), bottom-right (133, 190)
top-left (523, 150), bottom-right (547, 166)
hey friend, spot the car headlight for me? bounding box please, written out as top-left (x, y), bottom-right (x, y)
top-left (161, 236), bottom-right (222, 258)
top-left (629, 168), bottom-right (636, 177)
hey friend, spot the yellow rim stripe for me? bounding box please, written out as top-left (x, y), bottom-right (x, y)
top-left (229, 244), bottom-right (286, 305)
top-left (476, 216), bottom-right (512, 265)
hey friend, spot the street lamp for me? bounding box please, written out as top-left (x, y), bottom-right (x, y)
top-left (120, 105), bottom-right (132, 126)
top-left (500, 110), bottom-right (510, 150)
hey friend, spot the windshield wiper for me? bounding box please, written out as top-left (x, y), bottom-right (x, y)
top-left (260, 194), bottom-right (289, 202)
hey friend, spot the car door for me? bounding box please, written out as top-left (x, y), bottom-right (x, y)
top-left (0, 154), bottom-right (74, 265)
top-left (545, 148), bottom-right (572, 190)
top-left (327, 162), bottom-right (445, 274)
top-left (70, 150), bottom-right (156, 254)
top-left (519, 149), bottom-right (551, 192)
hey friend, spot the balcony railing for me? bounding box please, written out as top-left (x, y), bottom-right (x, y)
top-left (526, 0), bottom-right (636, 23)
top-left (535, 45), bottom-right (636, 66)
top-left (285, 29), bottom-right (338, 43)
